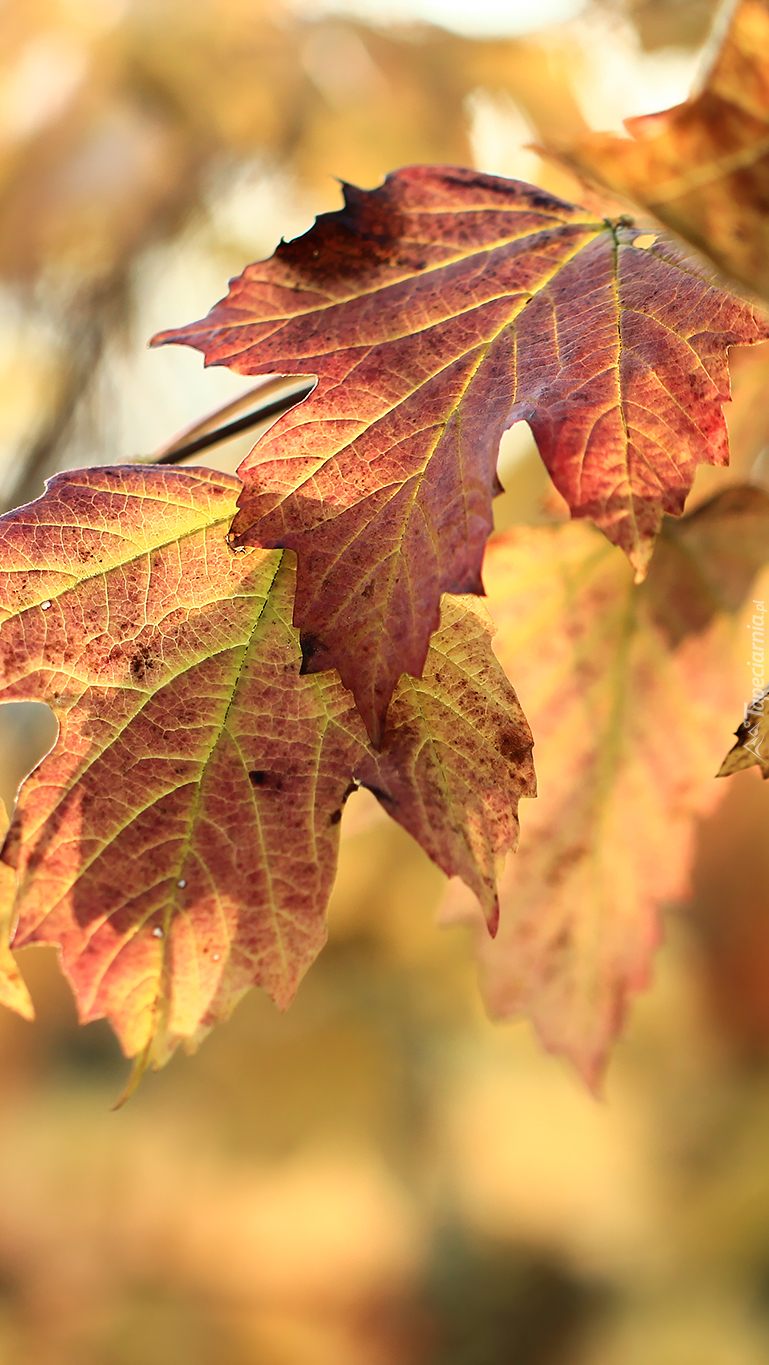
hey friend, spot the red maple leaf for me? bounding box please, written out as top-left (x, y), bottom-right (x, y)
top-left (154, 165), bottom-right (768, 740)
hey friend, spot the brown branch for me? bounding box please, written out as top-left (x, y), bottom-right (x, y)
top-left (147, 377), bottom-right (314, 466)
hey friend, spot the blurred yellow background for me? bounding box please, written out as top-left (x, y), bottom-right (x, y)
top-left (5, 1), bottom-right (769, 1362)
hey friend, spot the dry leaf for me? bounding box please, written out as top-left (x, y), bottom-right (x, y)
top-left (156, 166), bottom-right (767, 738)
top-left (0, 464), bottom-right (532, 1062)
top-left (447, 488), bottom-right (769, 1085)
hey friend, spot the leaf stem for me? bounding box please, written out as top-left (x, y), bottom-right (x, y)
top-left (146, 378), bottom-right (314, 466)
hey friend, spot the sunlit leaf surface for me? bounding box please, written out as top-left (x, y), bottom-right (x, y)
top-left (0, 465), bottom-right (532, 1061)
top-left (157, 166), bottom-right (768, 738)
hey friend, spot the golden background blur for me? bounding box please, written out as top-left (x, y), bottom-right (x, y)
top-left (5, 1), bottom-right (769, 1362)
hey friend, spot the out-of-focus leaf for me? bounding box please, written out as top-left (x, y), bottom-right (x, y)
top-left (618, 0), bottom-right (721, 52)
top-left (156, 165), bottom-right (767, 739)
top-left (644, 484), bottom-right (769, 644)
top-left (447, 487), bottom-right (769, 1086)
top-left (0, 797), bottom-right (33, 1022)
top-left (550, 0), bottom-right (769, 302)
top-left (0, 0), bottom-right (584, 288)
top-left (0, 465), bottom-right (532, 1063)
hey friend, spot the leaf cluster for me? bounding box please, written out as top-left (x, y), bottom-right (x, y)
top-left (1, 0), bottom-right (769, 1088)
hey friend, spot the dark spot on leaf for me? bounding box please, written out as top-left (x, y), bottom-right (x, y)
top-left (249, 770), bottom-right (284, 791)
top-left (300, 633), bottom-right (321, 671)
top-left (330, 809), bottom-right (342, 825)
top-left (498, 730), bottom-right (532, 764)
top-left (299, 631), bottom-right (334, 674)
top-left (130, 647), bottom-right (155, 682)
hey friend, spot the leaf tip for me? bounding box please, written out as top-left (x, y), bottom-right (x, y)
top-left (631, 554), bottom-right (651, 585)
top-left (0, 966), bottom-right (35, 1023)
top-left (560, 1036), bottom-right (609, 1098)
top-left (487, 899), bottom-right (500, 939)
top-left (148, 326), bottom-right (172, 351)
top-left (111, 1040), bottom-right (152, 1110)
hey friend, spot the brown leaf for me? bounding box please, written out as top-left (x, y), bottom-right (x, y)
top-left (447, 488), bottom-right (769, 1086)
top-left (718, 679), bottom-right (769, 778)
top-left (154, 165), bottom-right (767, 739)
top-left (643, 483), bottom-right (769, 644)
top-left (549, 0), bottom-right (769, 303)
top-left (0, 465), bottom-right (532, 1063)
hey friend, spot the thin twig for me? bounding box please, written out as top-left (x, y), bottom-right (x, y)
top-left (147, 377), bottom-right (314, 466)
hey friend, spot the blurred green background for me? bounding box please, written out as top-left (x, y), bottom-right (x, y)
top-left (5, 1), bottom-right (769, 1362)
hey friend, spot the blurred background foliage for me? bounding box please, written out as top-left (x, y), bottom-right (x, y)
top-left (5, 0), bottom-right (769, 1362)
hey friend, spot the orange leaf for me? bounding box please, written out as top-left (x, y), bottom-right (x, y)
top-left (718, 698), bottom-right (769, 776)
top-left (0, 799), bottom-right (33, 1024)
top-left (550, 0), bottom-right (769, 302)
top-left (446, 487), bottom-right (769, 1087)
top-left (0, 465), bottom-right (532, 1065)
top-left (154, 166), bottom-right (767, 739)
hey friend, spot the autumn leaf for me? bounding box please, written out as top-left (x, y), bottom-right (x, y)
top-left (718, 690), bottom-right (769, 778)
top-left (154, 165), bottom-right (768, 740)
top-left (550, 0), bottom-right (769, 303)
top-left (644, 484), bottom-right (769, 642)
top-left (0, 798), bottom-right (33, 1024)
top-left (445, 487), bottom-right (769, 1087)
top-left (0, 465), bottom-right (532, 1064)
top-left (719, 535), bottom-right (769, 776)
